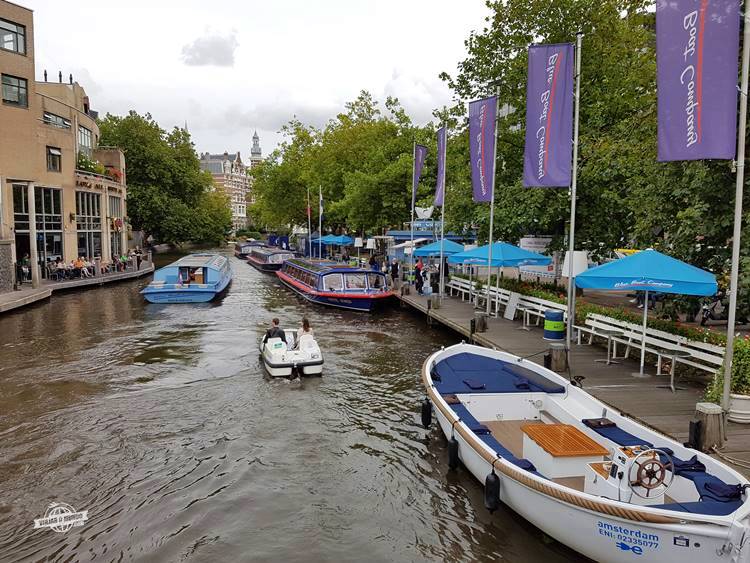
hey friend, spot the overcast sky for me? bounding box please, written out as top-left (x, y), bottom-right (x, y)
top-left (23, 0), bottom-right (489, 158)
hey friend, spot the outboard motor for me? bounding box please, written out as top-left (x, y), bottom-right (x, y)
top-left (484, 469), bottom-right (501, 513)
top-left (421, 398), bottom-right (432, 429)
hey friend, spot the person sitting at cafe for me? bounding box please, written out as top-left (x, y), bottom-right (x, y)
top-left (80, 257), bottom-right (93, 278)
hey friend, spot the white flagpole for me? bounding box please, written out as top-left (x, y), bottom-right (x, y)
top-left (439, 125), bottom-right (447, 299)
top-left (318, 185), bottom-right (322, 260)
top-left (486, 88), bottom-right (500, 314)
top-left (307, 186), bottom-right (312, 257)
top-left (566, 32), bottom-right (583, 351)
top-left (410, 141), bottom-right (416, 288)
top-left (722, 10), bottom-right (750, 410)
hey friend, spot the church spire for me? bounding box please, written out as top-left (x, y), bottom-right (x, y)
top-left (251, 130), bottom-right (261, 157)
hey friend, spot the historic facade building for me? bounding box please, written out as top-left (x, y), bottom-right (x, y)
top-left (199, 151), bottom-right (249, 232)
top-left (0, 0), bottom-right (128, 290)
top-left (199, 132), bottom-right (262, 232)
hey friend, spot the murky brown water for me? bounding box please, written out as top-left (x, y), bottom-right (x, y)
top-left (0, 249), bottom-right (580, 562)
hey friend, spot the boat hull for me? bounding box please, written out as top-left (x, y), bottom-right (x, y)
top-left (423, 344), bottom-right (750, 563)
top-left (143, 278), bottom-right (231, 304)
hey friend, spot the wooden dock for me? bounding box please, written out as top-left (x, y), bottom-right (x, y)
top-left (0, 261), bottom-right (154, 315)
top-left (397, 290), bottom-right (750, 477)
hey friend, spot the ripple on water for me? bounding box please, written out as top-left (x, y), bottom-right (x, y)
top-left (0, 251), bottom-right (583, 563)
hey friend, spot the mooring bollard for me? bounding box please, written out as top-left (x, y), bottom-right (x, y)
top-left (474, 311), bottom-right (488, 333)
top-left (549, 343), bottom-right (567, 372)
top-left (694, 402), bottom-right (724, 451)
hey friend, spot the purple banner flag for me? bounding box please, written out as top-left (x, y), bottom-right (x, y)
top-left (469, 96), bottom-right (497, 202)
top-left (523, 43), bottom-right (574, 187)
top-left (412, 144), bottom-right (428, 208)
top-left (656, 0), bottom-right (739, 161)
top-left (434, 127), bottom-right (447, 207)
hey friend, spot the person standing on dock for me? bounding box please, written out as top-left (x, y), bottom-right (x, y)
top-left (415, 258), bottom-right (424, 295)
top-left (134, 247), bottom-right (143, 271)
top-left (390, 259), bottom-right (399, 289)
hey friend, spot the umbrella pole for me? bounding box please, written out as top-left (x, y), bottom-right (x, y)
top-left (495, 266), bottom-right (500, 317)
top-left (640, 290), bottom-right (649, 376)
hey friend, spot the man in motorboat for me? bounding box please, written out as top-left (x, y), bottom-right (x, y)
top-left (263, 318), bottom-right (286, 345)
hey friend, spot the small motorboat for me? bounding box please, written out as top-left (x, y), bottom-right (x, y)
top-left (259, 328), bottom-right (323, 377)
top-left (422, 343), bottom-right (750, 563)
top-left (141, 253), bottom-right (232, 303)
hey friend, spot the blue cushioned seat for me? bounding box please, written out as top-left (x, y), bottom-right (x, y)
top-left (450, 403), bottom-right (490, 435)
top-left (433, 353), bottom-right (565, 395)
top-left (582, 420), bottom-right (653, 448)
top-left (654, 500), bottom-right (743, 516)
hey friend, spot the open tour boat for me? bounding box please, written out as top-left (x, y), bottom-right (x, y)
top-left (422, 343), bottom-right (750, 562)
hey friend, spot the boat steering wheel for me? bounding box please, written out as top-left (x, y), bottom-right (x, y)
top-left (628, 449), bottom-right (674, 499)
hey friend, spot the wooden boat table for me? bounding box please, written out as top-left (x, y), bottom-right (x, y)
top-left (521, 423), bottom-right (609, 479)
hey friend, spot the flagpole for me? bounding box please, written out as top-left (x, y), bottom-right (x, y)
top-left (318, 185), bottom-right (322, 260)
top-left (411, 141), bottom-right (417, 288)
top-left (722, 10), bottom-right (750, 410)
top-left (439, 125), bottom-right (447, 300)
top-left (486, 87), bottom-right (500, 314)
top-left (307, 186), bottom-right (312, 257)
top-left (565, 32), bottom-right (583, 351)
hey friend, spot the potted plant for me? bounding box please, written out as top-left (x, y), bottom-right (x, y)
top-left (705, 336), bottom-right (750, 423)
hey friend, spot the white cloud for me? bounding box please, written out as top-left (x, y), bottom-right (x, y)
top-left (181, 31), bottom-right (238, 67)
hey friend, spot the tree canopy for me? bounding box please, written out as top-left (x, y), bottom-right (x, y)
top-left (99, 111), bottom-right (232, 244)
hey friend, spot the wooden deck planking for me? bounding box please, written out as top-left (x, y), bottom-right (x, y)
top-left (399, 291), bottom-right (750, 477)
top-left (482, 419), bottom-right (541, 458)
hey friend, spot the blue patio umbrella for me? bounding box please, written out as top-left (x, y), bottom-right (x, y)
top-left (413, 239), bottom-right (464, 257)
top-left (448, 242), bottom-right (552, 268)
top-left (576, 249), bottom-right (717, 375)
top-left (448, 242), bottom-right (551, 312)
top-left (312, 235), bottom-right (354, 246)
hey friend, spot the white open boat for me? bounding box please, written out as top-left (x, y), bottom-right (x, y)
top-left (422, 343), bottom-right (750, 562)
top-left (259, 329), bottom-right (323, 377)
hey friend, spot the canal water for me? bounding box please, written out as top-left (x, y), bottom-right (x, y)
top-left (0, 250), bottom-right (580, 562)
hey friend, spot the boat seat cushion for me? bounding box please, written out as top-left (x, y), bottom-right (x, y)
top-left (582, 420), bottom-right (653, 448)
top-left (449, 403), bottom-right (491, 435)
top-left (433, 353), bottom-right (565, 395)
top-left (654, 500), bottom-right (743, 516)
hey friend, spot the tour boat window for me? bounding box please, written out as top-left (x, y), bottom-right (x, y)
top-left (322, 274), bottom-right (343, 291)
top-left (345, 273), bottom-right (367, 289)
top-left (367, 273), bottom-right (384, 290)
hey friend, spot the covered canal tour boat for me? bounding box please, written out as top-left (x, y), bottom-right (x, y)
top-left (276, 259), bottom-right (393, 312)
top-left (247, 246), bottom-right (296, 272)
top-left (422, 343), bottom-right (750, 563)
top-left (234, 240), bottom-right (266, 260)
top-left (141, 254), bottom-right (232, 303)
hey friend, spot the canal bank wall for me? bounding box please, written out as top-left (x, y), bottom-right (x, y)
top-left (396, 291), bottom-right (750, 478)
top-left (0, 261), bottom-right (154, 315)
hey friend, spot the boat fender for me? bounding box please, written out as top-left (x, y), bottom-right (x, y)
top-left (421, 398), bottom-right (432, 429)
top-left (448, 437), bottom-right (459, 470)
top-left (448, 420), bottom-right (460, 469)
top-left (484, 459), bottom-right (501, 513)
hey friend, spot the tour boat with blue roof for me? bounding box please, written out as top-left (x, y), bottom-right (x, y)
top-left (247, 246), bottom-right (296, 272)
top-left (276, 259), bottom-right (393, 312)
top-left (422, 343), bottom-right (750, 562)
top-left (141, 253), bottom-right (232, 303)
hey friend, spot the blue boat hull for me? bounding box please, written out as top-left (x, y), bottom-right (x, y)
top-left (142, 277), bottom-right (231, 304)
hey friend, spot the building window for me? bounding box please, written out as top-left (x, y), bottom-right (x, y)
top-left (0, 18), bottom-right (25, 54)
top-left (78, 126), bottom-right (93, 158)
top-left (109, 195), bottom-right (123, 257)
top-left (1, 74), bottom-right (27, 107)
top-left (43, 111), bottom-right (71, 129)
top-left (47, 146), bottom-right (62, 172)
top-left (12, 185), bottom-right (64, 267)
top-left (76, 191), bottom-right (102, 259)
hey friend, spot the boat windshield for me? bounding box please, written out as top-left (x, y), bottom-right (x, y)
top-left (322, 274), bottom-right (343, 291)
top-left (344, 273), bottom-right (367, 289)
top-left (367, 273), bottom-right (385, 290)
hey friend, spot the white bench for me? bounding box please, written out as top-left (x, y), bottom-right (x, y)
top-left (447, 277), bottom-right (476, 302)
top-left (580, 313), bottom-right (725, 374)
